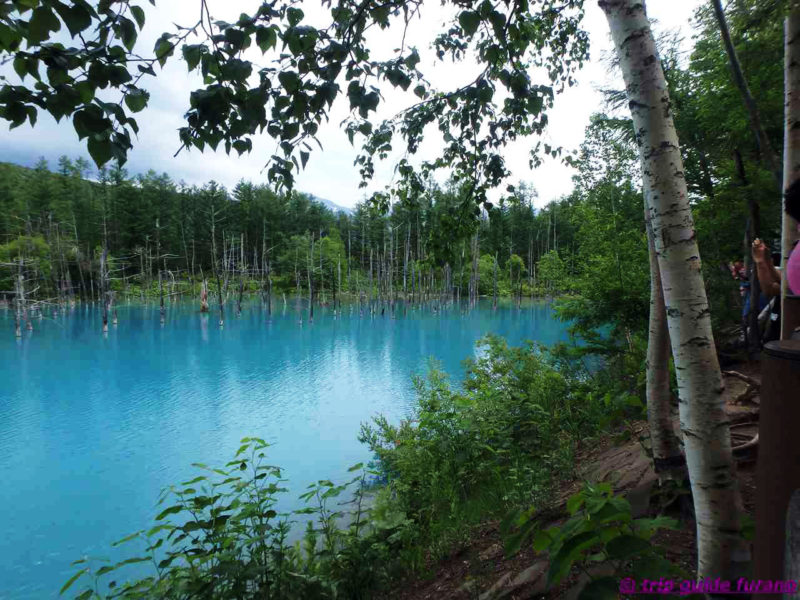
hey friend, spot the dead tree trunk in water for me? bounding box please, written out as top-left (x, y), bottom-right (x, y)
top-left (159, 270), bottom-right (166, 325)
top-left (307, 235), bottom-right (314, 323)
top-left (100, 247), bottom-right (109, 333)
top-left (200, 279), bottom-right (210, 313)
top-left (236, 234), bottom-right (245, 316)
top-left (14, 257), bottom-right (24, 338)
top-left (266, 260), bottom-right (273, 319)
top-left (211, 210), bottom-right (225, 327)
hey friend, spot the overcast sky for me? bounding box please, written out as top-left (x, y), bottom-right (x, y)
top-left (0, 0), bottom-right (703, 209)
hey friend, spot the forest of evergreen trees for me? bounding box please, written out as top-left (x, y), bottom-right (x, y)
top-left (0, 156), bottom-right (578, 312)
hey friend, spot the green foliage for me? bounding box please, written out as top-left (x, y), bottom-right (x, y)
top-left (537, 250), bottom-right (567, 294)
top-left (61, 439), bottom-right (414, 600)
top-left (502, 483), bottom-right (681, 597)
top-left (0, 234), bottom-right (51, 290)
top-left (358, 334), bottom-right (615, 554)
top-left (1, 0), bottom-right (588, 198)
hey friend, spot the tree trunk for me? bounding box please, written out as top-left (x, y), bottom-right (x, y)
top-left (14, 257), bottom-right (23, 338)
top-left (200, 279), bottom-right (209, 313)
top-left (601, 0), bottom-right (747, 580)
top-left (645, 204), bottom-right (683, 473)
top-left (711, 0), bottom-right (782, 189)
top-left (783, 7), bottom-right (800, 339)
top-left (308, 235), bottom-right (314, 323)
top-left (100, 247), bottom-right (109, 333)
top-left (159, 269), bottom-right (165, 325)
top-left (493, 253), bottom-right (498, 310)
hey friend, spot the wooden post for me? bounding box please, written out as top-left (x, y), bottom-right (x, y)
top-left (785, 490), bottom-right (800, 599)
top-left (754, 340), bottom-right (800, 598)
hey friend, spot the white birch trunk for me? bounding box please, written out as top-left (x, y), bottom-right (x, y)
top-left (600, 0), bottom-right (747, 579)
top-left (783, 7), bottom-right (800, 339)
top-left (645, 205), bottom-right (682, 472)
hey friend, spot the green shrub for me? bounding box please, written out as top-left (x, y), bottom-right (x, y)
top-left (502, 483), bottom-right (683, 598)
top-left (61, 439), bottom-right (413, 599)
top-left (358, 334), bottom-right (613, 554)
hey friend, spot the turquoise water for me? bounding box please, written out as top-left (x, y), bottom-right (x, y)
top-left (0, 299), bottom-right (571, 598)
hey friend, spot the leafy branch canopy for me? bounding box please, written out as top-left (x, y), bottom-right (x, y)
top-left (0, 0), bottom-right (587, 208)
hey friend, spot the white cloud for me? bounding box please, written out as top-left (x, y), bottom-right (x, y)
top-left (0, 0), bottom-right (702, 208)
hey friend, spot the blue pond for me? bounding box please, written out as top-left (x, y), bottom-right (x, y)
top-left (0, 299), bottom-right (571, 598)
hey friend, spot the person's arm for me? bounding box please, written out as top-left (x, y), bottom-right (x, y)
top-left (752, 239), bottom-right (782, 298)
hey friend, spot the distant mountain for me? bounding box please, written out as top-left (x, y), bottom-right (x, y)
top-left (306, 194), bottom-right (353, 215)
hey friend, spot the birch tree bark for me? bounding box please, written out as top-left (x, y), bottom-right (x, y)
top-left (600, 0), bottom-right (748, 580)
top-left (644, 207), bottom-right (682, 473)
top-left (782, 5), bottom-right (800, 340)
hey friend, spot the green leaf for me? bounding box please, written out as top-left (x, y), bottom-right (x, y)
top-left (532, 528), bottom-right (555, 552)
top-left (52, 2), bottom-right (93, 37)
top-left (180, 475), bottom-right (206, 486)
top-left (130, 5), bottom-right (145, 29)
top-left (28, 6), bottom-right (61, 45)
top-left (94, 564), bottom-right (118, 576)
top-left (504, 516), bottom-right (538, 557)
top-left (124, 89), bottom-right (148, 112)
top-left (75, 80), bottom-right (95, 103)
top-left (287, 7), bottom-right (304, 26)
top-left (116, 556), bottom-right (150, 567)
top-left (566, 491), bottom-right (584, 515)
top-left (118, 17), bottom-right (137, 51)
top-left (548, 531), bottom-right (599, 586)
top-left (183, 45), bottom-right (203, 71)
top-left (578, 577), bottom-right (620, 600)
top-left (278, 71), bottom-right (300, 93)
top-left (59, 568), bottom-right (89, 595)
top-left (112, 531), bottom-right (140, 546)
top-left (154, 35), bottom-right (174, 67)
top-left (458, 11), bottom-right (480, 36)
top-left (13, 56), bottom-right (27, 79)
top-left (605, 535), bottom-right (651, 560)
top-left (256, 26), bottom-right (277, 52)
top-left (146, 524), bottom-right (174, 536)
top-left (155, 504), bottom-right (184, 521)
